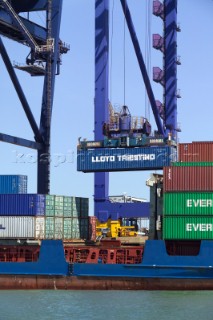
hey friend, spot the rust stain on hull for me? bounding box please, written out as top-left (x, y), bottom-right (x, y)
top-left (0, 275), bottom-right (213, 290)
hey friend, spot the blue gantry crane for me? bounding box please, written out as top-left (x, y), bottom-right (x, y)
top-left (77, 0), bottom-right (180, 222)
top-left (0, 0), bottom-right (69, 194)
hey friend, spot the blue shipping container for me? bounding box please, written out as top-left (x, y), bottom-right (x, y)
top-left (0, 175), bottom-right (27, 194)
top-left (0, 194), bottom-right (45, 216)
top-left (77, 146), bottom-right (176, 172)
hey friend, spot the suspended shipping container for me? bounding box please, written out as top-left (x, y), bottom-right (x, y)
top-left (0, 175), bottom-right (27, 194)
top-left (164, 166), bottom-right (213, 192)
top-left (77, 146), bottom-right (177, 172)
top-left (163, 216), bottom-right (213, 240)
top-left (178, 141), bottom-right (213, 162)
top-left (164, 192), bottom-right (213, 215)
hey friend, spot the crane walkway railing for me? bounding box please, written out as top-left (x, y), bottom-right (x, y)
top-left (0, 0), bottom-right (54, 54)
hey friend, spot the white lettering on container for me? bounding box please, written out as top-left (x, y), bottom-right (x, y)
top-left (92, 156), bottom-right (115, 162)
top-left (117, 154), bottom-right (155, 161)
top-left (186, 224), bottom-right (213, 232)
top-left (92, 154), bottom-right (156, 163)
top-left (186, 199), bottom-right (213, 207)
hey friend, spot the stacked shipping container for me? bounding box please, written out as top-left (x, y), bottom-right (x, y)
top-left (0, 187), bottom-right (89, 240)
top-left (44, 195), bottom-right (89, 240)
top-left (0, 175), bottom-right (27, 194)
top-left (163, 142), bottom-right (213, 240)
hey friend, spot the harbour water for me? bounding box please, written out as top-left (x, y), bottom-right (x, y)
top-left (0, 290), bottom-right (212, 320)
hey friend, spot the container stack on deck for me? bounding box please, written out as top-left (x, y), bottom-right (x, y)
top-left (0, 175), bottom-right (90, 241)
top-left (163, 142), bottom-right (213, 240)
top-left (44, 195), bottom-right (89, 240)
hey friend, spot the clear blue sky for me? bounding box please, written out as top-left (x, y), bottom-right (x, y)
top-left (0, 0), bottom-right (212, 215)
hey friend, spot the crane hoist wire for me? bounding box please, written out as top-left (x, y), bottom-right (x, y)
top-left (109, 0), bottom-right (115, 103)
top-left (109, 0), bottom-right (127, 108)
top-left (123, 0), bottom-right (126, 106)
top-left (145, 0), bottom-right (152, 122)
top-left (109, 0), bottom-right (127, 106)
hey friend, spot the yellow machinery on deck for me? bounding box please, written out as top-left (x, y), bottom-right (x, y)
top-left (96, 219), bottom-right (137, 239)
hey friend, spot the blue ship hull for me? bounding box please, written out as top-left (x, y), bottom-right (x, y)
top-left (0, 240), bottom-right (213, 289)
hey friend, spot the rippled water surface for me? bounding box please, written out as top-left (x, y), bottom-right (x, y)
top-left (0, 290), bottom-right (212, 320)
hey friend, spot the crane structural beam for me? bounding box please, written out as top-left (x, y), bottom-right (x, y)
top-left (164, 0), bottom-right (178, 140)
top-left (0, 0), bottom-right (39, 50)
top-left (37, 0), bottom-right (63, 194)
top-left (0, 133), bottom-right (42, 150)
top-left (0, 36), bottom-right (43, 143)
top-left (0, 0), bottom-right (66, 195)
top-left (8, 0), bottom-right (47, 13)
top-left (95, 202), bottom-right (150, 222)
top-left (0, 12), bottom-right (46, 45)
top-left (94, 0), bottom-right (110, 203)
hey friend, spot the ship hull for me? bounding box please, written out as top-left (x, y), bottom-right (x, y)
top-left (1, 275), bottom-right (213, 290)
top-left (0, 239), bottom-right (213, 290)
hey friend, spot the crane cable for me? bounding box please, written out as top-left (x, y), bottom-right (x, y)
top-left (123, 0), bottom-right (126, 106)
top-left (109, 0), bottom-right (115, 103)
top-left (145, 0), bottom-right (152, 121)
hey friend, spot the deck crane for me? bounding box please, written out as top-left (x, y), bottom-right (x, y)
top-left (77, 0), bottom-right (180, 231)
top-left (0, 0), bottom-right (69, 194)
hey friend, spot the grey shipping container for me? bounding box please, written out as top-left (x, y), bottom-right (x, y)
top-left (0, 216), bottom-right (90, 240)
top-left (77, 146), bottom-right (177, 172)
top-left (0, 216), bottom-right (34, 238)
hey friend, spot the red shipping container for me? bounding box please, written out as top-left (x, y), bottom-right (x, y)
top-left (178, 141), bottom-right (213, 162)
top-left (88, 216), bottom-right (97, 241)
top-left (164, 166), bottom-right (213, 192)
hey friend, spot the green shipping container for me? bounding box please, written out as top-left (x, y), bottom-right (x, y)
top-left (45, 217), bottom-right (64, 239)
top-left (164, 192), bottom-right (213, 215)
top-left (44, 195), bottom-right (89, 218)
top-left (54, 217), bottom-right (63, 239)
top-left (163, 216), bottom-right (213, 239)
top-left (45, 217), bottom-right (55, 238)
top-left (64, 197), bottom-right (72, 203)
top-left (172, 162), bottom-right (213, 166)
top-left (80, 218), bottom-right (89, 239)
top-left (45, 217), bottom-right (88, 239)
top-left (45, 208), bottom-right (55, 217)
top-left (63, 218), bottom-right (81, 239)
